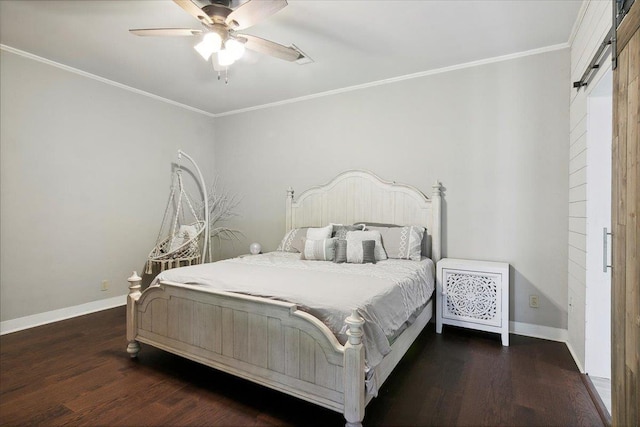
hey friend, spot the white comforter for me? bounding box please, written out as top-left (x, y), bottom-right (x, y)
top-left (152, 252), bottom-right (435, 368)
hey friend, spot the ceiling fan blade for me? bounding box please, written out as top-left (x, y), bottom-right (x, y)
top-left (173, 0), bottom-right (213, 25)
top-left (226, 0), bottom-right (287, 30)
top-left (129, 28), bottom-right (202, 37)
top-left (239, 34), bottom-right (302, 62)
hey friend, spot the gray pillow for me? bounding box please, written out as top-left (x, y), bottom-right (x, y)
top-left (361, 240), bottom-right (376, 264)
top-left (334, 239), bottom-right (347, 263)
top-left (333, 239), bottom-right (375, 264)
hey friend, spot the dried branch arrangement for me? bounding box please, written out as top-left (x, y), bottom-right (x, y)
top-left (199, 177), bottom-right (243, 261)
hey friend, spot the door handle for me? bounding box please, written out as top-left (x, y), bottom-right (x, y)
top-left (603, 227), bottom-right (612, 272)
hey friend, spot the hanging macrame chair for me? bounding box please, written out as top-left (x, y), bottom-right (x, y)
top-left (146, 151), bottom-right (209, 274)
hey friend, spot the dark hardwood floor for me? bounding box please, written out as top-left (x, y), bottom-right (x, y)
top-left (0, 307), bottom-right (602, 426)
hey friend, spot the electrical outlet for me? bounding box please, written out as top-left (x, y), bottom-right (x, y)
top-left (101, 280), bottom-right (109, 291)
top-left (529, 295), bottom-right (539, 308)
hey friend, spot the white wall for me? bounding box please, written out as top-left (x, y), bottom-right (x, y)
top-left (566, 0), bottom-right (612, 370)
top-left (0, 44), bottom-right (574, 334)
top-left (0, 50), bottom-right (216, 322)
top-left (214, 49), bottom-right (570, 330)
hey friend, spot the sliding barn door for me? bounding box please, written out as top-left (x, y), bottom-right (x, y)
top-left (612, 1), bottom-right (640, 425)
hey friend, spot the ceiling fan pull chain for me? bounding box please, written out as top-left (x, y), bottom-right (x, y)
top-left (225, 68), bottom-right (229, 84)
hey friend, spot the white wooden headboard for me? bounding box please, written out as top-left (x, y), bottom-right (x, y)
top-left (285, 170), bottom-right (442, 263)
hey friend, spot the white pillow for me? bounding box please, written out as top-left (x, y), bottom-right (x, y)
top-left (300, 238), bottom-right (336, 261)
top-left (306, 225), bottom-right (333, 240)
top-left (345, 230), bottom-right (387, 261)
top-left (168, 224), bottom-right (198, 252)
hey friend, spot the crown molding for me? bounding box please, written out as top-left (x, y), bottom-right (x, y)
top-left (2, 42), bottom-right (569, 119)
top-left (216, 43), bottom-right (570, 117)
top-left (0, 44), bottom-right (216, 118)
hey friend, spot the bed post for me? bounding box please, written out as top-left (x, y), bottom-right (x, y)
top-left (431, 181), bottom-right (442, 264)
top-left (126, 271), bottom-right (142, 358)
top-left (285, 186), bottom-right (294, 232)
top-left (343, 310), bottom-right (365, 427)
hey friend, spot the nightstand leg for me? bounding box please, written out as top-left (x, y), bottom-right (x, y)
top-left (436, 318), bottom-right (443, 334)
top-left (501, 332), bottom-right (509, 346)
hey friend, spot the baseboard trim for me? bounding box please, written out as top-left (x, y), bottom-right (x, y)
top-left (509, 322), bottom-right (589, 375)
top-left (0, 295), bottom-right (127, 335)
top-left (564, 339), bottom-right (586, 373)
top-left (509, 321), bottom-right (568, 342)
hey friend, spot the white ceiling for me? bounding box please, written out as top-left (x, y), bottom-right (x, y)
top-left (0, 0), bottom-right (582, 116)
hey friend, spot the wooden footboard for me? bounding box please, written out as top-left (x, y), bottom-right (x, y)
top-left (126, 272), bottom-right (365, 426)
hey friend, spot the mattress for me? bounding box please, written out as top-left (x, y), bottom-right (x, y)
top-left (152, 251), bottom-right (435, 369)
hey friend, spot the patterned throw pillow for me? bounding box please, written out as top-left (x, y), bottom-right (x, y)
top-left (331, 224), bottom-right (365, 240)
top-left (276, 225), bottom-right (333, 253)
top-left (345, 230), bottom-right (387, 261)
top-left (334, 239), bottom-right (376, 264)
top-left (367, 225), bottom-right (425, 261)
top-left (300, 238), bottom-right (336, 261)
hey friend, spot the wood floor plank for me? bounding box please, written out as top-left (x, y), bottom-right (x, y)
top-left (0, 308), bottom-right (604, 426)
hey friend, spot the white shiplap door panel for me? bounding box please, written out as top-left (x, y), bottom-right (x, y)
top-left (570, 90), bottom-right (589, 130)
top-left (569, 201), bottom-right (587, 219)
top-left (570, 149), bottom-right (588, 174)
top-left (568, 261), bottom-right (587, 287)
top-left (568, 245), bottom-right (587, 270)
top-left (570, 0), bottom-right (611, 79)
top-left (567, 0), bottom-right (612, 372)
top-left (569, 184), bottom-right (587, 202)
top-left (570, 167), bottom-right (587, 189)
top-left (569, 230), bottom-right (587, 252)
top-left (570, 133), bottom-right (587, 160)
top-left (570, 115), bottom-right (587, 143)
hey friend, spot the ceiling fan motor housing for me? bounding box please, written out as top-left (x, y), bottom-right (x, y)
top-left (202, 4), bottom-right (234, 26)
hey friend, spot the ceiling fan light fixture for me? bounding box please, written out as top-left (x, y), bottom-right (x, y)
top-left (194, 32), bottom-right (222, 60)
top-left (225, 38), bottom-right (246, 61)
top-left (134, 0), bottom-right (304, 83)
top-left (218, 48), bottom-right (235, 66)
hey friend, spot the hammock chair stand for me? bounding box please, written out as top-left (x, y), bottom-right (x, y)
top-left (146, 150), bottom-right (209, 275)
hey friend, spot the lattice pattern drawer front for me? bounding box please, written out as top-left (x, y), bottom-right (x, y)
top-left (442, 269), bottom-right (502, 327)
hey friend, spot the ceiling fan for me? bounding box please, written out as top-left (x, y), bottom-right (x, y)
top-left (130, 0), bottom-right (307, 82)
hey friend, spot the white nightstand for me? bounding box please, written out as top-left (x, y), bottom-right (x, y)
top-left (436, 258), bottom-right (510, 346)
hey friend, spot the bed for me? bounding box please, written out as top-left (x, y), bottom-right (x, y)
top-left (126, 170), bottom-right (442, 426)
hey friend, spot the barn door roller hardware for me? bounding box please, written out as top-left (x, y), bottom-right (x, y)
top-left (572, 27), bottom-right (614, 90)
top-left (574, 0), bottom-right (636, 88)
